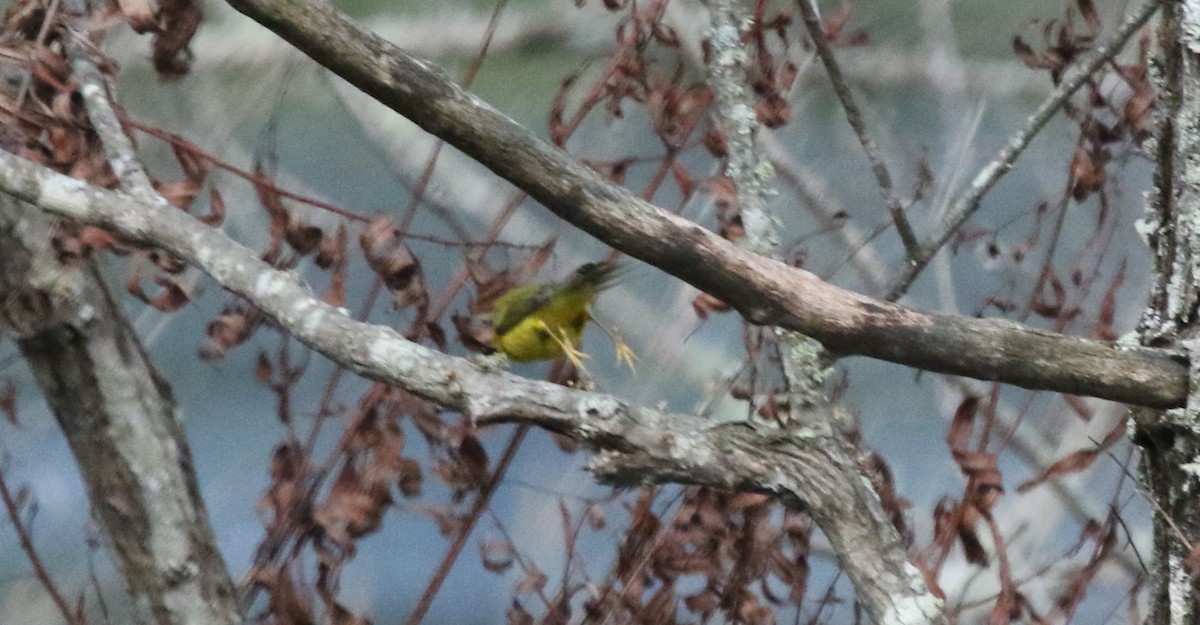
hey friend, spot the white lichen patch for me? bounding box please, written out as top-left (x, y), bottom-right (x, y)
top-left (665, 431), bottom-right (715, 468)
top-left (1169, 551), bottom-right (1192, 624)
top-left (80, 82), bottom-right (103, 98)
top-left (576, 394), bottom-right (621, 422)
top-left (366, 327), bottom-right (437, 383)
top-left (253, 270), bottom-right (294, 299)
top-left (1115, 331), bottom-right (1142, 347)
top-left (1185, 1), bottom-right (1200, 53)
top-left (38, 175), bottom-right (91, 217)
top-left (711, 23), bottom-right (748, 66)
top-left (881, 589), bottom-right (944, 625)
top-left (1180, 459), bottom-right (1200, 480)
top-left (1134, 214), bottom-right (1160, 245)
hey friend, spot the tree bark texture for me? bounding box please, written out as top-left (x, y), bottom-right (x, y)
top-left (0, 197), bottom-right (240, 625)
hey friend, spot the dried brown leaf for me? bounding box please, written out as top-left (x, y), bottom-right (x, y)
top-left (359, 216), bottom-right (428, 311)
top-left (946, 395), bottom-right (979, 451)
top-left (1069, 145), bottom-right (1105, 201)
top-left (702, 127), bottom-right (728, 157)
top-left (1094, 259), bottom-right (1125, 341)
top-left (76, 227), bottom-right (121, 254)
top-left (514, 568), bottom-right (547, 595)
top-left (286, 221), bottom-right (324, 256)
top-left (253, 168), bottom-right (289, 265)
top-left (1063, 394), bottom-right (1094, 422)
top-left (200, 307), bottom-right (258, 360)
top-left (1077, 0), bottom-right (1100, 30)
top-left (115, 0), bottom-right (156, 32)
top-left (958, 519), bottom-right (989, 566)
top-left (0, 381), bottom-right (17, 426)
top-left (255, 351), bottom-right (273, 383)
top-left (671, 162), bottom-right (694, 197)
top-left (151, 0), bottom-right (202, 79)
top-left (507, 601), bottom-right (534, 625)
top-left (989, 586), bottom-right (1019, 625)
top-left (586, 503), bottom-right (606, 530)
top-left (264, 566), bottom-right (315, 625)
top-left (148, 275), bottom-right (191, 312)
top-left (1016, 416), bottom-right (1126, 493)
top-left (692, 292), bottom-right (730, 320)
top-left (315, 461), bottom-right (392, 550)
top-left (202, 187), bottom-right (226, 226)
top-left (755, 93), bottom-right (790, 128)
top-left (685, 588), bottom-right (721, 617)
top-left (157, 179), bottom-right (201, 211)
top-left (396, 458), bottom-right (422, 497)
top-left (481, 539), bottom-right (516, 573)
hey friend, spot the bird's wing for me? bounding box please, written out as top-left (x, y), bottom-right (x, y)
top-left (490, 282), bottom-right (559, 335)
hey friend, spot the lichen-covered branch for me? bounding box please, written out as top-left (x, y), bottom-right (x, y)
top-left (705, 0), bottom-right (779, 256)
top-left (1137, 2), bottom-right (1200, 624)
top-left (0, 149), bottom-right (938, 623)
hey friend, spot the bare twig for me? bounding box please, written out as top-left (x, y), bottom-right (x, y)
top-left (403, 425), bottom-right (528, 625)
top-left (885, 0), bottom-right (1162, 300)
top-left (795, 0), bottom-right (922, 259)
top-left (0, 466), bottom-right (81, 625)
top-left (66, 29), bottom-right (154, 194)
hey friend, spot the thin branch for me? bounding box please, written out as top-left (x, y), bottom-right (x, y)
top-left (66, 28), bottom-right (154, 194)
top-left (706, 0), bottom-right (780, 255)
top-left (403, 425), bottom-right (528, 625)
top-left (795, 0), bottom-right (922, 260)
top-left (0, 466), bottom-right (81, 625)
top-left (885, 0), bottom-right (1163, 300)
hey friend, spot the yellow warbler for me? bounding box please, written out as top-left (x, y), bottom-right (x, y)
top-left (489, 261), bottom-right (623, 365)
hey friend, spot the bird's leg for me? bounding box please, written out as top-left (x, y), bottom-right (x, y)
top-left (552, 327), bottom-right (591, 373)
top-left (530, 319), bottom-right (591, 374)
top-left (589, 311), bottom-right (637, 373)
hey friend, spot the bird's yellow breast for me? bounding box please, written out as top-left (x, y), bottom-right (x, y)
top-left (493, 289), bottom-right (592, 362)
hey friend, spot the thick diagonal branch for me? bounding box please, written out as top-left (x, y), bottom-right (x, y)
top-left (210, 0), bottom-right (1186, 409)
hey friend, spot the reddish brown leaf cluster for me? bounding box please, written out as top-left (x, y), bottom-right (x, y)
top-left (1, 2), bottom-right (218, 312)
top-left (927, 396), bottom-right (1005, 572)
top-left (1013, 2), bottom-right (1154, 202)
top-left (577, 489), bottom-right (814, 625)
top-left (251, 385), bottom-right (442, 624)
top-left (2, 1), bottom-right (115, 187)
top-left (741, 3), bottom-right (801, 128)
top-left (360, 216), bottom-right (429, 314)
top-left (549, 0), bottom-right (686, 146)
